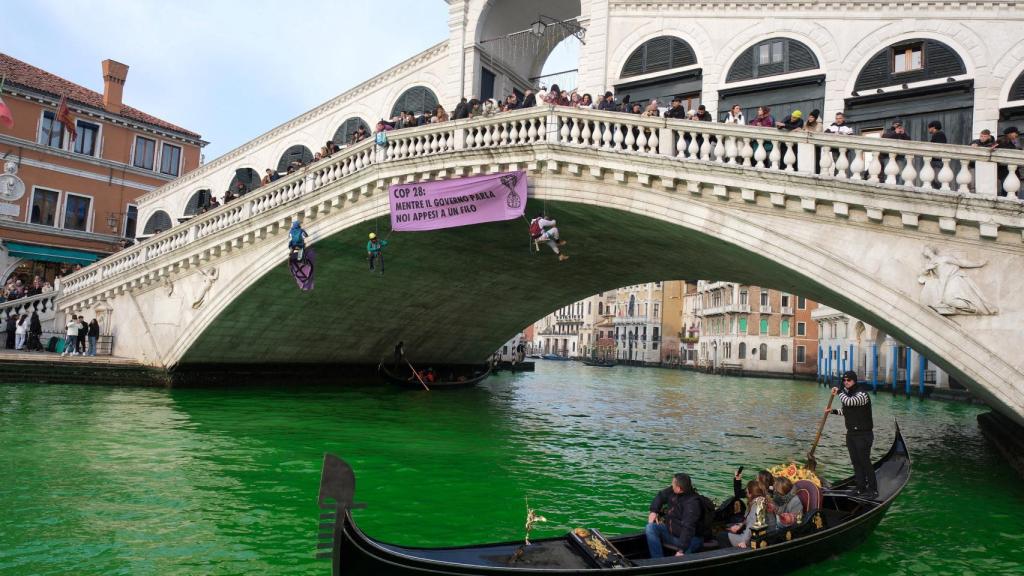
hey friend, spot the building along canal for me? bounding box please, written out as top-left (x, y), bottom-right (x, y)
top-left (1, 363), bottom-right (1021, 575)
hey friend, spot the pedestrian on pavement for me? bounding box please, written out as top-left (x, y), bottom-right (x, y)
top-left (88, 318), bottom-right (100, 356)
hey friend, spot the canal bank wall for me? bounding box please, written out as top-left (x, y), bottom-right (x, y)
top-left (0, 351), bottom-right (171, 387)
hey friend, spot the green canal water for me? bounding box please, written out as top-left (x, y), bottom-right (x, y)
top-left (1, 363), bottom-right (1021, 575)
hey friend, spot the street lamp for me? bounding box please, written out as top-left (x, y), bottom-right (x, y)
top-left (530, 19), bottom-right (547, 37)
top-left (106, 212), bottom-right (119, 232)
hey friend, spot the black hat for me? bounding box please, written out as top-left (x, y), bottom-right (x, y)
top-left (928, 120), bottom-right (942, 130)
top-left (1004, 126), bottom-right (1019, 135)
top-left (842, 370), bottom-right (858, 383)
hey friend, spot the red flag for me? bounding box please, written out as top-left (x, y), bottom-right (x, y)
top-left (0, 97), bottom-right (12, 129)
top-left (56, 94), bottom-right (76, 142)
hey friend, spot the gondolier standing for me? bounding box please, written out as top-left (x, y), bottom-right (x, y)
top-left (829, 370), bottom-right (878, 499)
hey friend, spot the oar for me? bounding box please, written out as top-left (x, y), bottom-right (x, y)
top-left (806, 388), bottom-right (838, 472)
top-left (406, 359), bottom-right (430, 391)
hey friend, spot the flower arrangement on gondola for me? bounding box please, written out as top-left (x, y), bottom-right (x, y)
top-left (768, 461), bottom-right (822, 487)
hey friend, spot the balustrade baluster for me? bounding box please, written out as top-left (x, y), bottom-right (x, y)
top-left (498, 123), bottom-right (508, 145)
top-left (1004, 164), bottom-right (1021, 198)
top-left (636, 129), bottom-right (647, 153)
top-left (570, 117), bottom-right (580, 143)
top-left (901, 155), bottom-right (918, 187)
top-left (883, 154), bottom-right (900, 184)
top-left (769, 141), bottom-right (781, 170)
top-left (702, 134), bottom-right (715, 161)
top-left (819, 146), bottom-right (833, 176)
top-left (955, 161), bottom-right (972, 193)
top-left (849, 151), bottom-right (865, 180)
top-left (414, 137), bottom-right (424, 156)
top-left (482, 127), bottom-right (492, 147)
top-left (613, 123), bottom-right (625, 150)
top-left (918, 156), bottom-right (935, 189)
top-left (528, 119), bottom-right (539, 142)
top-left (783, 142), bottom-right (797, 172)
top-left (725, 136), bottom-right (738, 165)
top-left (937, 159), bottom-right (955, 191)
top-left (687, 132), bottom-right (700, 159)
top-left (740, 138), bottom-right (754, 167)
top-left (867, 151), bottom-right (882, 183)
top-left (754, 138), bottom-right (768, 167)
top-left (601, 122), bottom-right (612, 149)
top-left (647, 128), bottom-right (659, 154)
top-left (581, 121), bottom-right (591, 147)
top-left (625, 125), bottom-right (636, 151)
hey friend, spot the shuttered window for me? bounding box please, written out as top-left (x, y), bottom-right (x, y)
top-left (333, 117), bottom-right (370, 146)
top-left (727, 38), bottom-right (819, 83)
top-left (620, 36), bottom-right (697, 78)
top-left (390, 86), bottom-right (439, 117)
top-left (143, 210), bottom-right (172, 235)
top-left (854, 39), bottom-right (966, 91)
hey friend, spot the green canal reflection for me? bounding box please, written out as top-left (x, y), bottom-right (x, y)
top-left (1, 363), bottom-right (1021, 575)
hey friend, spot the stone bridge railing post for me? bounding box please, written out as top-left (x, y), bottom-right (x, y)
top-left (659, 127), bottom-right (676, 158)
top-left (453, 124), bottom-right (466, 151)
top-left (797, 140), bottom-right (816, 175)
top-left (975, 161), bottom-right (998, 196)
top-left (545, 108), bottom-right (559, 143)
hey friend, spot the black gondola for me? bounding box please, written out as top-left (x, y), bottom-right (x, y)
top-left (377, 362), bottom-right (492, 389)
top-left (316, 423), bottom-right (911, 575)
top-left (581, 359), bottom-right (617, 367)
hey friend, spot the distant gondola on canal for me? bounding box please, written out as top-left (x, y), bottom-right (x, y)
top-left (377, 362), bottom-right (491, 390)
top-left (315, 423), bottom-right (911, 575)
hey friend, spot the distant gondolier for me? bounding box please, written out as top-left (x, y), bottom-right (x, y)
top-left (829, 371), bottom-right (877, 499)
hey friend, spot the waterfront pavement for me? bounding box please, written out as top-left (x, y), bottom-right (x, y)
top-left (0, 349), bottom-right (141, 365)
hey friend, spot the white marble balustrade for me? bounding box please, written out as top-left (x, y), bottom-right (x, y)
top-left (57, 106), bottom-right (1024, 299)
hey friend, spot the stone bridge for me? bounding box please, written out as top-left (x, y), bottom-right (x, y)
top-left (48, 106), bottom-right (1024, 426)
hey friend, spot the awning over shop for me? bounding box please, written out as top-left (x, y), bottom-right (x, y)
top-left (3, 241), bottom-right (103, 265)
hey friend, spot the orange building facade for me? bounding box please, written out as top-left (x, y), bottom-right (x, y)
top-left (0, 53), bottom-right (203, 291)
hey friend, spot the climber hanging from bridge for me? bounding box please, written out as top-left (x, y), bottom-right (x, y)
top-left (287, 220), bottom-right (315, 291)
top-left (529, 213), bottom-right (569, 262)
top-left (368, 232), bottom-right (389, 272)
top-left (288, 220), bottom-right (309, 262)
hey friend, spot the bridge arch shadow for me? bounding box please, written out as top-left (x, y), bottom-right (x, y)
top-left (161, 173), bottom-right (1013, 417)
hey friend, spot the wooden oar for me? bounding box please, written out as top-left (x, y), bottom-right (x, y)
top-left (406, 359), bottom-right (430, 392)
top-left (806, 388), bottom-right (838, 471)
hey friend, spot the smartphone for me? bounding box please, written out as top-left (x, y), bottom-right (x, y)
top-left (735, 466), bottom-right (744, 476)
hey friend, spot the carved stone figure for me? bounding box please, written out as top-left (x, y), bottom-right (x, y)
top-left (191, 267), bottom-right (219, 309)
top-left (164, 277), bottom-right (174, 296)
top-left (917, 246), bottom-right (997, 315)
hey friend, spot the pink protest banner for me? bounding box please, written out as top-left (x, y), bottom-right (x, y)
top-left (389, 170), bottom-right (526, 232)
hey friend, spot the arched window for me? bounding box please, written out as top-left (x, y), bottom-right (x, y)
top-left (781, 345), bottom-right (789, 362)
top-left (759, 344), bottom-right (768, 360)
top-left (854, 39), bottom-right (966, 92)
top-left (229, 168), bottom-right (260, 196)
top-left (333, 117), bottom-right (370, 146)
top-left (184, 189), bottom-right (212, 216)
top-left (143, 210), bottom-right (171, 235)
top-left (738, 342), bottom-right (746, 359)
top-left (277, 145), bottom-right (314, 173)
top-left (598, 302), bottom-right (604, 315)
top-left (390, 86), bottom-right (438, 118)
top-left (726, 38), bottom-right (819, 83)
top-left (621, 36), bottom-right (697, 78)
top-left (1010, 72), bottom-right (1024, 103)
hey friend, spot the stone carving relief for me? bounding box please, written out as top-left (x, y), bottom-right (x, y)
top-left (917, 246), bottom-right (997, 315)
top-left (164, 277), bottom-right (174, 296)
top-left (191, 267), bottom-right (219, 310)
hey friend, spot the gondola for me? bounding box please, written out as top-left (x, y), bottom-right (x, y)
top-left (377, 362), bottom-right (491, 390)
top-left (582, 358), bottom-right (617, 367)
top-left (540, 353), bottom-right (571, 361)
top-left (316, 423), bottom-right (910, 576)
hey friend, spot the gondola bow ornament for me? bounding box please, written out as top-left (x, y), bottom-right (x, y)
top-left (524, 498), bottom-right (547, 545)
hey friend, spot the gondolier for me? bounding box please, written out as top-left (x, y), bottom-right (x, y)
top-left (829, 370), bottom-right (878, 499)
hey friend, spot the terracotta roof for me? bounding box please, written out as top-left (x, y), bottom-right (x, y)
top-left (0, 52), bottom-right (202, 139)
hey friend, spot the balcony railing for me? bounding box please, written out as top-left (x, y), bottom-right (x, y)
top-left (701, 304), bottom-right (750, 316)
top-left (58, 105), bottom-right (1024, 301)
top-left (780, 306), bottom-right (794, 315)
top-left (759, 305), bottom-right (773, 314)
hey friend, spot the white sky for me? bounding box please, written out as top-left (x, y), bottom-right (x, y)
top-left (2, 0), bottom-right (579, 161)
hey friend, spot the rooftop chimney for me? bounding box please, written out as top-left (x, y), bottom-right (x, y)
top-left (101, 59), bottom-right (129, 114)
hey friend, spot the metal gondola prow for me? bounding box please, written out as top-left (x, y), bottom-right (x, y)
top-left (316, 454), bottom-right (365, 574)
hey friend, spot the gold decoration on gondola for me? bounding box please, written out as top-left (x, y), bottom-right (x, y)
top-left (582, 533), bottom-right (611, 559)
top-left (786, 531), bottom-right (793, 541)
top-left (768, 461), bottom-right (822, 487)
top-left (524, 497), bottom-right (547, 546)
top-left (813, 514), bottom-right (824, 529)
top-left (574, 528), bottom-right (590, 538)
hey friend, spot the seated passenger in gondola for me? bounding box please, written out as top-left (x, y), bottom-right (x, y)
top-left (724, 481), bottom-right (772, 549)
top-left (769, 477), bottom-right (804, 527)
top-left (645, 473), bottom-right (704, 558)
